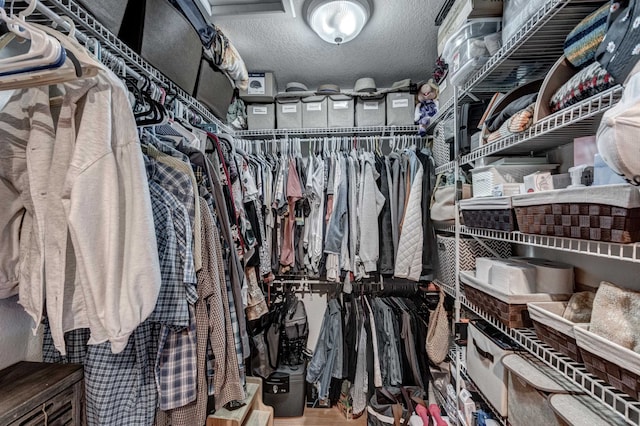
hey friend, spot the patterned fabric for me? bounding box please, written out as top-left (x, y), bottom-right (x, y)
top-left (550, 62), bottom-right (615, 113)
top-left (84, 321), bottom-right (160, 426)
top-left (487, 103), bottom-right (536, 143)
top-left (564, 3), bottom-right (610, 67)
top-left (145, 155), bottom-right (198, 304)
top-left (597, 0), bottom-right (640, 82)
top-left (148, 181), bottom-right (191, 328)
top-left (156, 307), bottom-right (198, 410)
top-left (42, 320), bottom-right (90, 365)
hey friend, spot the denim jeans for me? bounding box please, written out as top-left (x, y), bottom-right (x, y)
top-left (306, 299), bottom-right (343, 400)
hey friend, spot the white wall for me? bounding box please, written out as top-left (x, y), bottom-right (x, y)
top-left (0, 296), bottom-right (42, 370)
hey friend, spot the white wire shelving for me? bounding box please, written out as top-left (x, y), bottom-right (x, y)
top-left (461, 0), bottom-right (606, 95)
top-left (234, 125), bottom-right (420, 138)
top-left (447, 225), bottom-right (640, 264)
top-left (458, 291), bottom-right (640, 425)
top-left (460, 85), bottom-right (623, 165)
top-left (37, 0), bottom-right (233, 133)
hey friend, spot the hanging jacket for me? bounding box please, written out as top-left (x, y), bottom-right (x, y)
top-left (357, 152), bottom-right (385, 272)
top-left (395, 152), bottom-right (424, 281)
top-left (306, 299), bottom-right (343, 401)
top-left (377, 155), bottom-right (394, 275)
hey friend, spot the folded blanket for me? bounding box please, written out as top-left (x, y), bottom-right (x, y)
top-left (486, 103), bottom-right (535, 143)
top-left (550, 61), bottom-right (614, 113)
top-left (485, 92), bottom-right (538, 132)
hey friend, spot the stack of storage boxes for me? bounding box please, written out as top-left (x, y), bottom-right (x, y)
top-left (242, 72), bottom-right (277, 130)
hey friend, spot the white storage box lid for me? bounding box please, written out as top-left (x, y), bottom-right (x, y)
top-left (459, 196), bottom-right (512, 210)
top-left (527, 302), bottom-right (586, 339)
top-left (460, 270), bottom-right (571, 304)
top-left (502, 354), bottom-right (583, 393)
top-left (549, 394), bottom-right (629, 426)
top-left (512, 184), bottom-right (640, 208)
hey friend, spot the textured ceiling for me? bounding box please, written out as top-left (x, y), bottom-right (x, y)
top-left (212, 0), bottom-right (444, 91)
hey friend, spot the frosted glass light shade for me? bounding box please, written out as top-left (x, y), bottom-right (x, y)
top-left (306, 0), bottom-right (370, 45)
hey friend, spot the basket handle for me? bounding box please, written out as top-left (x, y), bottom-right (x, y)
top-left (473, 338), bottom-right (494, 363)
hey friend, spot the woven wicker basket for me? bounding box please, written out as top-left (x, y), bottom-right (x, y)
top-left (461, 209), bottom-right (517, 232)
top-left (580, 349), bottom-right (640, 400)
top-left (574, 325), bottom-right (640, 400)
top-left (532, 321), bottom-right (582, 363)
top-left (514, 203), bottom-right (640, 243)
top-left (464, 285), bottom-right (532, 328)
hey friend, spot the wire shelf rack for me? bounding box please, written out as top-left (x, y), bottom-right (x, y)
top-left (460, 292), bottom-right (640, 425)
top-left (36, 0), bottom-right (233, 133)
top-left (234, 125), bottom-right (421, 138)
top-left (459, 226), bottom-right (640, 264)
top-left (461, 85), bottom-right (623, 164)
top-left (436, 161), bottom-right (456, 175)
top-left (461, 0), bottom-right (605, 95)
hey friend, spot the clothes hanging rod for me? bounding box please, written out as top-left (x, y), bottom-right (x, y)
top-left (25, 0), bottom-right (231, 131)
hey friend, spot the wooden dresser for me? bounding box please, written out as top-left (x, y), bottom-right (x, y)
top-left (0, 361), bottom-right (84, 426)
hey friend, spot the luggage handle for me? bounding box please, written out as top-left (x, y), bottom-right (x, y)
top-left (473, 338), bottom-right (494, 363)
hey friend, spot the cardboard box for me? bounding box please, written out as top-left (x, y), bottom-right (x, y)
top-left (240, 72), bottom-right (277, 102)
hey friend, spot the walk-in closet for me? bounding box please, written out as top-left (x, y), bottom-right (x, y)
top-left (1, 0), bottom-right (640, 425)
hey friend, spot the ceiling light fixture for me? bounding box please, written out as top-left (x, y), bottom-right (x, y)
top-left (305, 0), bottom-right (371, 45)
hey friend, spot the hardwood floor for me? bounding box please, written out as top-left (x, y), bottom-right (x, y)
top-left (274, 407), bottom-right (367, 425)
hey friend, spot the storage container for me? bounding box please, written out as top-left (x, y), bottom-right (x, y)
top-left (194, 59), bottom-right (235, 119)
top-left (436, 235), bottom-right (512, 286)
top-left (276, 96), bottom-right (303, 129)
top-left (247, 103), bottom-right (276, 130)
top-left (437, 0), bottom-right (504, 55)
top-left (241, 72), bottom-right (278, 103)
top-left (527, 302), bottom-right (586, 363)
top-left (263, 364), bottom-right (307, 417)
top-left (355, 95), bottom-right (386, 126)
top-left (442, 19), bottom-right (502, 87)
top-left (459, 196), bottom-right (517, 232)
top-left (77, 0), bottom-right (127, 35)
top-left (460, 270), bottom-right (571, 328)
top-left (471, 164), bottom-right (558, 197)
top-left (502, 0), bottom-right (547, 45)
top-left (433, 114), bottom-right (454, 167)
top-left (574, 324), bottom-right (640, 400)
top-left (466, 320), bottom-right (520, 417)
top-left (503, 354), bottom-right (583, 426)
top-left (512, 184), bottom-right (640, 243)
top-left (327, 95), bottom-right (355, 128)
top-left (386, 92), bottom-right (415, 125)
top-left (302, 95), bottom-right (328, 128)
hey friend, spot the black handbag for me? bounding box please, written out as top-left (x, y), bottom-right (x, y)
top-left (596, 0), bottom-right (640, 83)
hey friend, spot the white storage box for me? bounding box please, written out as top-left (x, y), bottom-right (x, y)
top-left (471, 164), bottom-right (558, 197)
top-left (247, 103), bottom-right (276, 130)
top-left (443, 19), bottom-right (502, 87)
top-left (241, 72), bottom-right (277, 102)
top-left (302, 96), bottom-right (328, 128)
top-left (276, 96), bottom-right (302, 129)
top-left (502, 0), bottom-right (547, 45)
top-left (327, 95), bottom-right (354, 128)
top-left (511, 258), bottom-right (573, 294)
top-left (355, 95), bottom-right (386, 126)
top-left (503, 354), bottom-right (583, 426)
top-left (466, 320), bottom-right (520, 417)
top-left (386, 92), bottom-right (415, 125)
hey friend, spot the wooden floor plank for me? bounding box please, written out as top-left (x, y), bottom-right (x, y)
top-left (274, 407), bottom-right (366, 425)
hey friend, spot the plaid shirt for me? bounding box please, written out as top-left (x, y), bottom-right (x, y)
top-left (147, 181), bottom-right (190, 327)
top-left (145, 155), bottom-right (197, 304)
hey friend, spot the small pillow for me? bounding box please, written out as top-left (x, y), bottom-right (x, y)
top-left (564, 3), bottom-right (610, 68)
top-left (590, 281), bottom-right (640, 353)
top-left (486, 103), bottom-right (535, 143)
top-left (562, 291), bottom-right (595, 323)
top-left (550, 61), bottom-right (615, 113)
top-left (485, 93), bottom-right (538, 132)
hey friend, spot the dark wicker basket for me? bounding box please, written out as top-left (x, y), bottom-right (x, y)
top-left (532, 321), bottom-right (582, 363)
top-left (464, 285), bottom-right (532, 329)
top-left (580, 348), bottom-right (640, 400)
top-left (461, 209), bottom-right (517, 232)
top-left (514, 203), bottom-right (640, 243)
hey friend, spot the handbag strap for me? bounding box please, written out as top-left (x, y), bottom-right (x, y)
top-left (430, 173), bottom-right (444, 209)
top-left (400, 387), bottom-right (415, 425)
